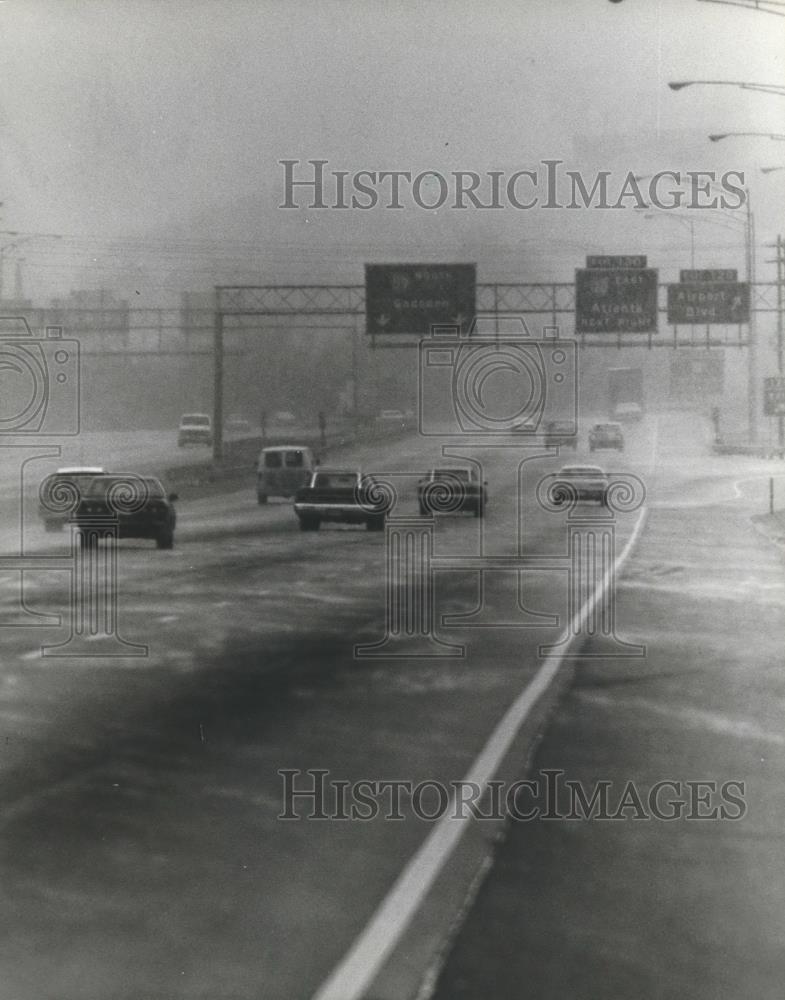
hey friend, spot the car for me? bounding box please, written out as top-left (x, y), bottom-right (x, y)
top-left (72, 474), bottom-right (178, 549)
top-left (511, 420), bottom-right (538, 434)
top-left (417, 467), bottom-right (487, 517)
top-left (553, 465), bottom-right (610, 505)
top-left (256, 445), bottom-right (317, 504)
top-left (376, 409), bottom-right (407, 431)
top-left (177, 413), bottom-right (213, 447)
top-left (613, 401), bottom-right (643, 422)
top-left (271, 410), bottom-right (298, 426)
top-left (225, 414), bottom-right (252, 434)
top-left (293, 469), bottom-right (387, 531)
top-left (543, 419), bottom-right (578, 450)
top-left (38, 467), bottom-right (108, 532)
top-left (589, 422), bottom-right (625, 451)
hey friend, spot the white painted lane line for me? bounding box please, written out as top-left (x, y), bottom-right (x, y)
top-left (311, 506), bottom-right (649, 1000)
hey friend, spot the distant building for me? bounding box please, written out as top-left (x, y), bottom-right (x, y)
top-left (46, 288), bottom-right (130, 352)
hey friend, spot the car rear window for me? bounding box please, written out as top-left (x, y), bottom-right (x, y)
top-left (433, 470), bottom-right (470, 482)
top-left (52, 472), bottom-right (101, 485)
top-left (84, 476), bottom-right (164, 500)
top-left (314, 472), bottom-right (357, 488)
top-left (561, 466), bottom-right (605, 476)
top-left (264, 451), bottom-right (283, 468)
top-left (182, 415), bottom-right (210, 426)
top-left (284, 451), bottom-right (305, 468)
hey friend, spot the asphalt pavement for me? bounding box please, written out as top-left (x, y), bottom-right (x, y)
top-left (430, 419), bottom-right (785, 1000)
top-left (0, 421), bottom-right (640, 1000)
top-left (2, 415), bottom-right (780, 1000)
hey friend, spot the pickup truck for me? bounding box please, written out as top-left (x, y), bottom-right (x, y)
top-left (417, 467), bottom-right (487, 517)
top-left (293, 469), bottom-right (387, 531)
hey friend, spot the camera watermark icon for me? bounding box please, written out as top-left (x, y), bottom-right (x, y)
top-left (0, 318), bottom-right (143, 658)
top-left (0, 320), bottom-right (80, 436)
top-left (418, 315), bottom-right (577, 437)
top-left (355, 315), bottom-right (647, 660)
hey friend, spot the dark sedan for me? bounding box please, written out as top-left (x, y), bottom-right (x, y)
top-left (417, 468), bottom-right (487, 517)
top-left (73, 474), bottom-right (178, 549)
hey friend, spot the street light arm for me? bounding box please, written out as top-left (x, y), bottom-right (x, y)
top-left (670, 80), bottom-right (785, 96)
top-left (697, 0), bottom-right (785, 16)
top-left (709, 132), bottom-right (785, 141)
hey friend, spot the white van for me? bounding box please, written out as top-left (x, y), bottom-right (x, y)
top-left (256, 445), bottom-right (317, 504)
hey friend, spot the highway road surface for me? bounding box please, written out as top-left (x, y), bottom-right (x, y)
top-left (430, 419), bottom-right (785, 1000)
top-left (0, 413), bottom-right (781, 999)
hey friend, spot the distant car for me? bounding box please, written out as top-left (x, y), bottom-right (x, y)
top-left (553, 465), bottom-right (609, 505)
top-left (417, 468), bottom-right (487, 517)
top-left (511, 420), bottom-right (538, 434)
top-left (376, 409), bottom-right (407, 431)
top-left (73, 474), bottom-right (178, 549)
top-left (293, 469), bottom-right (387, 531)
top-left (613, 402), bottom-right (643, 422)
top-left (178, 413), bottom-right (213, 447)
top-left (589, 422), bottom-right (625, 452)
top-left (225, 415), bottom-right (252, 434)
top-left (543, 419), bottom-right (578, 450)
top-left (271, 410), bottom-right (298, 426)
top-left (39, 467), bottom-right (108, 532)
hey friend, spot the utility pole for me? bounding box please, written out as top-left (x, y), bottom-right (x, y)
top-left (351, 319), bottom-right (359, 416)
top-left (746, 197), bottom-right (758, 444)
top-left (777, 235), bottom-right (784, 454)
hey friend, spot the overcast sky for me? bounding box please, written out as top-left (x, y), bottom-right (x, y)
top-left (0, 0), bottom-right (783, 299)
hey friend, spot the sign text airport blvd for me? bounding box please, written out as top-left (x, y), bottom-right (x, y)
top-left (365, 263), bottom-right (476, 335)
top-left (667, 282), bottom-right (750, 324)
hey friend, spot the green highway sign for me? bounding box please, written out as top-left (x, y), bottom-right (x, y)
top-left (575, 267), bottom-right (658, 334)
top-left (365, 263), bottom-right (476, 335)
top-left (667, 282), bottom-right (750, 325)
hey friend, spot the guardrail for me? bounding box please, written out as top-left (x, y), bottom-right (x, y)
top-left (713, 436), bottom-right (785, 459)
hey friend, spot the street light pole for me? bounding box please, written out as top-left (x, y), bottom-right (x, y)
top-left (702, 134), bottom-right (779, 444)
